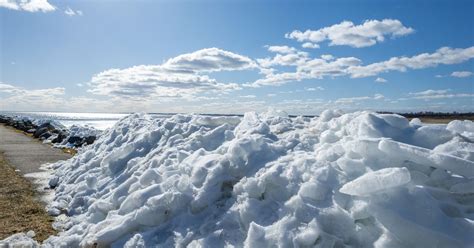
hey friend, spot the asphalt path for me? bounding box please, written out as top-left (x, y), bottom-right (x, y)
top-left (0, 124), bottom-right (71, 175)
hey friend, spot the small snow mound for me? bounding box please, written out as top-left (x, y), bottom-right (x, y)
top-left (0, 232), bottom-right (39, 248)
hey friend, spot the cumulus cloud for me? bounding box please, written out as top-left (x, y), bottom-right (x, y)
top-left (0, 82), bottom-right (67, 110)
top-left (349, 46), bottom-right (474, 78)
top-left (451, 71), bottom-right (473, 78)
top-left (266, 45), bottom-right (298, 54)
top-left (248, 45), bottom-right (474, 87)
top-left (249, 56), bottom-right (361, 87)
top-left (302, 42), bottom-right (320, 49)
top-left (321, 54), bottom-right (335, 61)
top-left (0, 0), bottom-right (55, 12)
top-left (89, 66), bottom-right (239, 99)
top-left (64, 7), bottom-right (83, 16)
top-left (375, 77), bottom-right (387, 83)
top-left (88, 48), bottom-right (255, 99)
top-left (286, 19), bottom-right (414, 48)
top-left (163, 48), bottom-right (256, 73)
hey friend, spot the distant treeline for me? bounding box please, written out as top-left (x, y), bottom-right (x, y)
top-left (378, 111), bottom-right (474, 118)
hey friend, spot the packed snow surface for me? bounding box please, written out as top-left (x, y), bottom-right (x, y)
top-left (40, 110), bottom-right (474, 247)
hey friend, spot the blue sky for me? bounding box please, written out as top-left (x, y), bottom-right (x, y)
top-left (1, 0), bottom-right (473, 114)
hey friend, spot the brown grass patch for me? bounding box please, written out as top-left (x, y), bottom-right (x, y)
top-left (0, 153), bottom-right (56, 242)
top-left (61, 148), bottom-right (77, 156)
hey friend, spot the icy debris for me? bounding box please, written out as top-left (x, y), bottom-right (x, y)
top-left (339, 167), bottom-right (411, 196)
top-left (40, 111), bottom-right (474, 247)
top-left (0, 232), bottom-right (39, 248)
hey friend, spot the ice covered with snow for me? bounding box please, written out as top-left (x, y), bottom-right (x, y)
top-left (0, 231), bottom-right (39, 247)
top-left (37, 110), bottom-right (474, 247)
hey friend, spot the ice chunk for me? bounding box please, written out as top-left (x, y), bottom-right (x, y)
top-left (379, 139), bottom-right (474, 178)
top-left (340, 167), bottom-right (411, 196)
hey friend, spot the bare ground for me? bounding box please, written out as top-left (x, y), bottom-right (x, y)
top-left (0, 153), bottom-right (56, 242)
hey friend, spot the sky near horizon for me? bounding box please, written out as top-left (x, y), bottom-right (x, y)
top-left (1, 0), bottom-right (473, 114)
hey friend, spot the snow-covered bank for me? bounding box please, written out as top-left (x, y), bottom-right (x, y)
top-left (36, 111), bottom-right (474, 246)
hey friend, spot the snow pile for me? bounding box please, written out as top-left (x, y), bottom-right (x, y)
top-left (43, 111), bottom-right (474, 247)
top-left (0, 231), bottom-right (38, 247)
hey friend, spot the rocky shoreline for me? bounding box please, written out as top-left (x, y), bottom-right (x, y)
top-left (0, 115), bottom-right (97, 148)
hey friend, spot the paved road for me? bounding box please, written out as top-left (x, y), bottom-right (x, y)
top-left (0, 124), bottom-right (71, 174)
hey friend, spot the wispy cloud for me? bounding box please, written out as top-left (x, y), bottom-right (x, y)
top-left (265, 45), bottom-right (298, 54)
top-left (451, 71), bottom-right (473, 78)
top-left (375, 77), bottom-right (387, 83)
top-left (306, 87), bottom-right (324, 91)
top-left (335, 93), bottom-right (384, 104)
top-left (0, 0), bottom-right (55, 12)
top-left (64, 7), bottom-right (83, 16)
top-left (286, 19), bottom-right (414, 48)
top-left (407, 89), bottom-right (474, 100)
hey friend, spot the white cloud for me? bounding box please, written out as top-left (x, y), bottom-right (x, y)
top-left (409, 89), bottom-right (451, 96)
top-left (302, 42), bottom-right (320, 49)
top-left (349, 46), bottom-right (474, 78)
top-left (335, 93), bottom-right (384, 104)
top-left (88, 48), bottom-right (254, 99)
top-left (321, 54), bottom-right (334, 61)
top-left (65, 7), bottom-right (83, 16)
top-left (257, 52), bottom-right (309, 68)
top-left (89, 65), bottom-right (239, 99)
top-left (375, 77), bottom-right (387, 83)
top-left (0, 0), bottom-right (55, 12)
top-left (239, 95), bottom-right (257, 98)
top-left (267, 93), bottom-right (277, 97)
top-left (0, 82), bottom-right (67, 110)
top-left (405, 89), bottom-right (474, 100)
top-left (408, 91), bottom-right (474, 100)
top-left (248, 46), bottom-right (474, 87)
top-left (0, 82), bottom-right (20, 94)
top-left (163, 47), bottom-right (256, 73)
top-left (451, 71), bottom-right (473, 78)
top-left (306, 87), bottom-right (324, 91)
top-left (266, 45), bottom-right (298, 54)
top-left (374, 93), bottom-right (385, 100)
top-left (286, 19), bottom-right (414, 48)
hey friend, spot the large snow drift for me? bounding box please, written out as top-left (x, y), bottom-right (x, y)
top-left (42, 111), bottom-right (474, 247)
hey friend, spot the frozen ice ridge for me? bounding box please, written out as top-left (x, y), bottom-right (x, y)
top-left (35, 110), bottom-right (474, 247)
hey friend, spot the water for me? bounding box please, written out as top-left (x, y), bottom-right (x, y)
top-left (0, 111), bottom-right (129, 130)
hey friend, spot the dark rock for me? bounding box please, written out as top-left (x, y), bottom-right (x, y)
top-left (33, 123), bottom-right (55, 138)
top-left (84, 136), bottom-right (96, 145)
top-left (34, 127), bottom-right (49, 138)
top-left (38, 123), bottom-right (55, 130)
top-left (40, 131), bottom-right (52, 140)
top-left (67, 136), bottom-right (84, 146)
top-left (52, 132), bottom-right (67, 143)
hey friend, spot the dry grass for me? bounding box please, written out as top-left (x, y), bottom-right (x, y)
top-left (0, 153), bottom-right (56, 242)
top-left (61, 148), bottom-right (77, 156)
